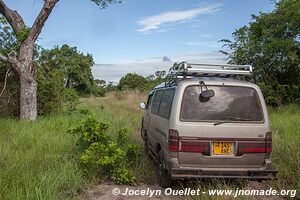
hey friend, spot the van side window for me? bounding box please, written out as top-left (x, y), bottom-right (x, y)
top-left (151, 90), bottom-right (163, 114)
top-left (158, 89), bottom-right (175, 119)
top-left (146, 94), bottom-right (153, 109)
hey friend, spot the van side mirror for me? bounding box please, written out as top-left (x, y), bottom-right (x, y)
top-left (139, 102), bottom-right (146, 109)
top-left (199, 89), bottom-right (215, 102)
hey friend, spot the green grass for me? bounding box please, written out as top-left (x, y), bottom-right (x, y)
top-left (0, 115), bottom-right (85, 200)
top-left (268, 104), bottom-right (300, 191)
top-left (0, 91), bottom-right (299, 199)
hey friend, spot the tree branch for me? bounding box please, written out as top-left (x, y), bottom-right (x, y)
top-left (0, 53), bottom-right (9, 62)
top-left (0, 52), bottom-right (20, 73)
top-left (0, 0), bottom-right (25, 33)
top-left (0, 68), bottom-right (10, 98)
top-left (7, 51), bottom-right (18, 65)
top-left (28, 0), bottom-right (59, 42)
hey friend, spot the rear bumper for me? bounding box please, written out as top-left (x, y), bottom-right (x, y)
top-left (170, 168), bottom-right (278, 180)
top-left (168, 158), bottom-right (278, 180)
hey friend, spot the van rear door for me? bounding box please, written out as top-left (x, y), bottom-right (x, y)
top-left (177, 85), bottom-right (269, 168)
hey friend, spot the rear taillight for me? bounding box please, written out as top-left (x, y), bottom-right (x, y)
top-left (237, 133), bottom-right (272, 156)
top-left (180, 140), bottom-right (210, 155)
top-left (168, 129), bottom-right (179, 152)
top-left (265, 132), bottom-right (272, 158)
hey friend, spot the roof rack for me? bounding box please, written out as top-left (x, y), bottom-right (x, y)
top-left (165, 61), bottom-right (252, 87)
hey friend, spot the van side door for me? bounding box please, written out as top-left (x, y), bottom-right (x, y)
top-left (150, 88), bottom-right (175, 154)
top-left (148, 90), bottom-right (164, 152)
top-left (156, 88), bottom-right (175, 151)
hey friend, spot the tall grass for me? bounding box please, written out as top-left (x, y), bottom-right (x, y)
top-left (268, 105), bottom-right (300, 191)
top-left (0, 115), bottom-right (85, 200)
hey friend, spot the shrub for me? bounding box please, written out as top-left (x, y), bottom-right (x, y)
top-left (113, 167), bottom-right (136, 185)
top-left (125, 144), bottom-right (140, 165)
top-left (259, 83), bottom-right (300, 106)
top-left (80, 141), bottom-right (125, 172)
top-left (0, 64), bottom-right (81, 117)
top-left (68, 116), bottom-right (137, 185)
top-left (37, 69), bottom-right (65, 115)
top-left (117, 128), bottom-right (129, 147)
top-left (63, 88), bottom-right (80, 112)
top-left (79, 108), bottom-right (92, 115)
top-left (0, 67), bottom-right (19, 118)
top-left (68, 116), bottom-right (110, 149)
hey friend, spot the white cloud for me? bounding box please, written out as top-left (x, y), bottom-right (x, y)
top-left (182, 41), bottom-right (221, 48)
top-left (136, 4), bottom-right (222, 33)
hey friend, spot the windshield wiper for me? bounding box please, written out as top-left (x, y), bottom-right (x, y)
top-left (213, 117), bottom-right (252, 126)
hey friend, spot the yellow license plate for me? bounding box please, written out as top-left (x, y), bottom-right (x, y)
top-left (213, 142), bottom-right (232, 155)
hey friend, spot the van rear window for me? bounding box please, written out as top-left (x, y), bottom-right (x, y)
top-left (180, 86), bottom-right (264, 122)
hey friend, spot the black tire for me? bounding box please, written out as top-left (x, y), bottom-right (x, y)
top-left (157, 150), bottom-right (172, 188)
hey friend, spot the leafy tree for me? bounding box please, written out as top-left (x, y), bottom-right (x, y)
top-left (38, 44), bottom-right (94, 96)
top-left (36, 60), bottom-right (81, 116)
top-left (221, 0), bottom-right (300, 105)
top-left (0, 0), bottom-right (119, 120)
top-left (95, 79), bottom-right (106, 87)
top-left (115, 71), bottom-right (168, 93)
top-left (0, 16), bottom-right (19, 117)
top-left (118, 73), bottom-right (148, 90)
top-left (105, 81), bottom-right (117, 92)
top-left (92, 79), bottom-right (107, 96)
top-left (155, 70), bottom-right (166, 80)
top-left (146, 74), bottom-right (155, 82)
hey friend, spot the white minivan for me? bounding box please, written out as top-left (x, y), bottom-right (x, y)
top-left (140, 62), bottom-right (277, 187)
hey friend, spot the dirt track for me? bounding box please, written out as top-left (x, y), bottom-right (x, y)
top-left (80, 181), bottom-right (285, 200)
top-left (80, 182), bottom-right (181, 200)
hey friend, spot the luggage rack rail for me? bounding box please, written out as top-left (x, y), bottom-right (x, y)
top-left (165, 61), bottom-right (252, 87)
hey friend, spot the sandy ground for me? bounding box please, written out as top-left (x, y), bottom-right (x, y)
top-left (80, 181), bottom-right (286, 200)
top-left (80, 182), bottom-right (182, 200)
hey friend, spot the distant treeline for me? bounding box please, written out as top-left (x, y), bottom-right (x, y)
top-left (95, 70), bottom-right (167, 94)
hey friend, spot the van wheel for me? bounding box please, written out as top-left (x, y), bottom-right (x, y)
top-left (157, 150), bottom-right (172, 188)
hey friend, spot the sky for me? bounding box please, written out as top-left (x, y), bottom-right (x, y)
top-left (4, 0), bottom-right (275, 83)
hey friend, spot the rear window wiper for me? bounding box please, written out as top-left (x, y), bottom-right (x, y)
top-left (228, 117), bottom-right (252, 121)
top-left (213, 117), bottom-right (252, 126)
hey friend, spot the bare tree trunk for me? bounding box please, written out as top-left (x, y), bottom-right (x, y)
top-left (20, 72), bottom-right (37, 120)
top-left (18, 41), bottom-right (37, 120)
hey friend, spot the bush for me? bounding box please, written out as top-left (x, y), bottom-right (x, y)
top-left (37, 69), bottom-right (64, 115)
top-left (259, 83), bottom-right (300, 106)
top-left (113, 167), bottom-right (136, 185)
top-left (117, 128), bottom-right (129, 147)
top-left (79, 108), bottom-right (92, 115)
top-left (0, 64), bottom-right (80, 117)
top-left (91, 85), bottom-right (105, 97)
top-left (125, 144), bottom-right (140, 165)
top-left (0, 67), bottom-right (19, 118)
top-left (63, 88), bottom-right (80, 112)
top-left (68, 116), bottom-right (137, 185)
